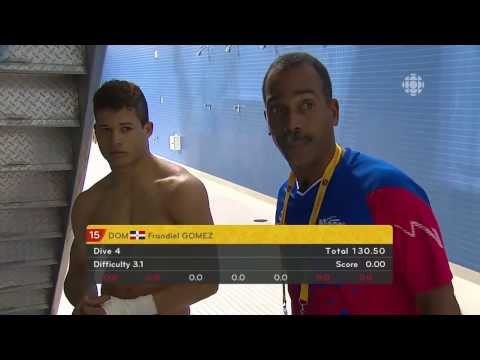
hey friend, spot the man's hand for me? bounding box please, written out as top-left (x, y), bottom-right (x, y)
top-left (72, 295), bottom-right (111, 315)
top-left (416, 283), bottom-right (461, 315)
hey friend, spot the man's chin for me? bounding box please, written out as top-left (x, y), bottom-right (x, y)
top-left (108, 157), bottom-right (132, 168)
top-left (290, 162), bottom-right (312, 172)
top-left (285, 155), bottom-right (312, 170)
top-left (283, 149), bottom-right (311, 167)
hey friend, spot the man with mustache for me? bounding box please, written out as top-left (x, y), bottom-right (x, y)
top-left (263, 52), bottom-right (461, 315)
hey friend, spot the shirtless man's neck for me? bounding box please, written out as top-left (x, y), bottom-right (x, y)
top-left (107, 151), bottom-right (177, 187)
top-left (108, 151), bottom-right (154, 186)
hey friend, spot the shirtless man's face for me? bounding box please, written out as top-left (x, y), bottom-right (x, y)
top-left (94, 107), bottom-right (153, 168)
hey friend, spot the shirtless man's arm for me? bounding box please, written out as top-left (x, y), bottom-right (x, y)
top-left (64, 191), bottom-right (110, 314)
top-left (146, 175), bottom-right (218, 314)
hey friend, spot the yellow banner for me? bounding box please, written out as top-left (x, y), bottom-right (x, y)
top-left (85, 225), bottom-right (392, 245)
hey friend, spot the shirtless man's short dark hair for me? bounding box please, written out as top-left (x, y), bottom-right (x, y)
top-left (64, 80), bottom-right (218, 315)
top-left (93, 80), bottom-right (149, 126)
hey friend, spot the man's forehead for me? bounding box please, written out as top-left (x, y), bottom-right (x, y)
top-left (95, 108), bottom-right (138, 124)
top-left (266, 89), bottom-right (318, 104)
top-left (265, 64), bottom-right (323, 102)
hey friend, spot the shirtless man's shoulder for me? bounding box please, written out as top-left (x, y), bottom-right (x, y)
top-left (80, 158), bottom-right (212, 301)
top-left (74, 157), bottom-right (209, 228)
top-left (149, 157), bottom-right (211, 224)
top-left (74, 175), bottom-right (110, 210)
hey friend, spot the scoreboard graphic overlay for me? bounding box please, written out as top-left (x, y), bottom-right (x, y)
top-left (86, 225), bottom-right (393, 285)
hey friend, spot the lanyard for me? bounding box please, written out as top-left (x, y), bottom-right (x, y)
top-left (281, 143), bottom-right (344, 315)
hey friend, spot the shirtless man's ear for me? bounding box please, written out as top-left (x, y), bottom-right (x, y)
top-left (143, 121), bottom-right (153, 138)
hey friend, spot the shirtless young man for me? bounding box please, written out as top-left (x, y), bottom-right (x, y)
top-left (64, 80), bottom-right (218, 315)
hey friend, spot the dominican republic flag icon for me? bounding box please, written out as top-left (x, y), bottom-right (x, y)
top-left (129, 230), bottom-right (146, 240)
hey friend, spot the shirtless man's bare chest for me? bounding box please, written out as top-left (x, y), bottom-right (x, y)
top-left (86, 161), bottom-right (187, 307)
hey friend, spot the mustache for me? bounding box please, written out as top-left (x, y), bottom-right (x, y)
top-left (279, 132), bottom-right (312, 145)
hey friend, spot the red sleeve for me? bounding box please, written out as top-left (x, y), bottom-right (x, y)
top-left (367, 187), bottom-right (453, 295)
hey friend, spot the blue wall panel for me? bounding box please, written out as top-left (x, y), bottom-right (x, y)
top-left (100, 45), bottom-right (480, 271)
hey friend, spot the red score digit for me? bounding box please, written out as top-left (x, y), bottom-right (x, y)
top-left (145, 273), bottom-right (161, 282)
top-left (315, 273), bottom-right (332, 282)
top-left (359, 273), bottom-right (374, 282)
top-left (102, 273), bottom-right (119, 282)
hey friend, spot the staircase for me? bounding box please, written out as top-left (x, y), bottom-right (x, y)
top-left (0, 45), bottom-right (106, 314)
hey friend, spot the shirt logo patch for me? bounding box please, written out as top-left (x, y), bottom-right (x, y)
top-left (317, 216), bottom-right (345, 225)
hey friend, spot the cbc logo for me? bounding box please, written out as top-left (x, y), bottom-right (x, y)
top-left (402, 73), bottom-right (425, 96)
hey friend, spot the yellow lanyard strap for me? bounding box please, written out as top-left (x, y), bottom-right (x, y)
top-left (280, 144), bottom-right (344, 312)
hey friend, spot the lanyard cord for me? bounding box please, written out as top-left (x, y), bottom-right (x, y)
top-left (281, 144), bottom-right (344, 315)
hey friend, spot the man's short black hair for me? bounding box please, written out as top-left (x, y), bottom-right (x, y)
top-left (93, 80), bottom-right (149, 126)
top-left (262, 52), bottom-right (333, 103)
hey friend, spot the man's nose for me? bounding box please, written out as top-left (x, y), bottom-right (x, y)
top-left (111, 130), bottom-right (123, 148)
top-left (285, 110), bottom-right (304, 133)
